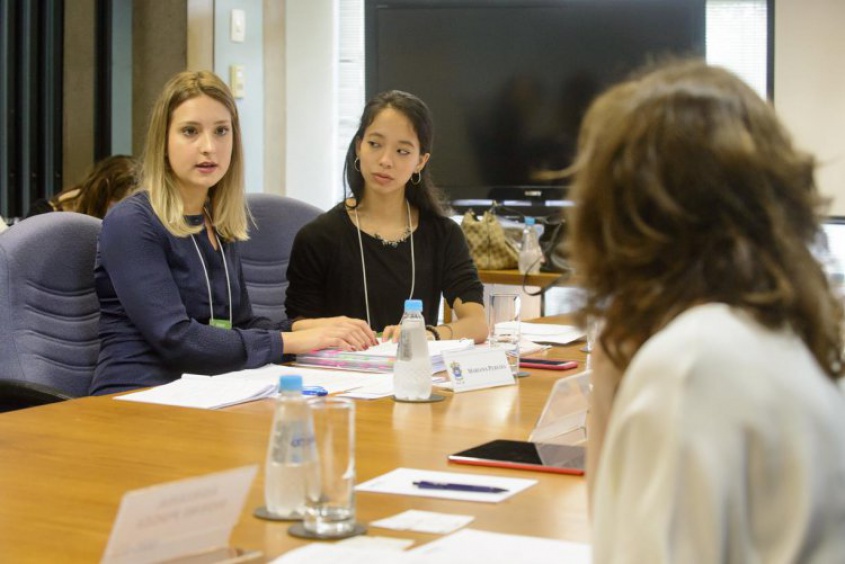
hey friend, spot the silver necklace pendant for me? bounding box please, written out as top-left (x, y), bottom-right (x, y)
top-left (374, 228), bottom-right (411, 248)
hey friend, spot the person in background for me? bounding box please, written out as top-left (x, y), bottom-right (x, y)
top-left (285, 90), bottom-right (488, 343)
top-left (89, 71), bottom-right (375, 396)
top-left (568, 60), bottom-right (845, 561)
top-left (27, 154), bottom-right (140, 219)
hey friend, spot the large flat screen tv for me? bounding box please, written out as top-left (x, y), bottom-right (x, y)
top-left (365, 0), bottom-right (706, 210)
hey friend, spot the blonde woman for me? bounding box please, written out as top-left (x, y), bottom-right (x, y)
top-left (90, 71), bottom-right (375, 395)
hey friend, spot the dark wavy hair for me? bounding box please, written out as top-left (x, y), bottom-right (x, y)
top-left (567, 59), bottom-right (843, 380)
top-left (343, 90), bottom-right (448, 217)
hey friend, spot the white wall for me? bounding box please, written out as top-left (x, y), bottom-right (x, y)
top-left (214, 0), bottom-right (265, 194)
top-left (774, 0), bottom-right (845, 214)
top-left (284, 0), bottom-right (338, 211)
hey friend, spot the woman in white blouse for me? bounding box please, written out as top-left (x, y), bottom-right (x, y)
top-left (568, 60), bottom-right (845, 562)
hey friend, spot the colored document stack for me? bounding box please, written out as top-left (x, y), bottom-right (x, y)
top-left (296, 339), bottom-right (475, 374)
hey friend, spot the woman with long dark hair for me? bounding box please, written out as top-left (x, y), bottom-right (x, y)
top-left (286, 90), bottom-right (487, 342)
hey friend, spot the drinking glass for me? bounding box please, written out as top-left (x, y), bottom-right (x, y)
top-left (301, 398), bottom-right (358, 537)
top-left (488, 293), bottom-right (521, 376)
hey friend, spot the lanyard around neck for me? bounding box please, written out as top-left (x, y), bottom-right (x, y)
top-left (190, 225), bottom-right (233, 329)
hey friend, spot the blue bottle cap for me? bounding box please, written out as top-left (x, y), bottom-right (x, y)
top-left (525, 216), bottom-right (535, 225)
top-left (404, 299), bottom-right (423, 312)
top-left (278, 375), bottom-right (303, 392)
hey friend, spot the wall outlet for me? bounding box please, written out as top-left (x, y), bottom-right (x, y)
top-left (230, 65), bottom-right (245, 98)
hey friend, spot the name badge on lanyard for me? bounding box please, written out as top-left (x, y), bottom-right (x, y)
top-left (191, 228), bottom-right (233, 331)
top-left (209, 318), bottom-right (232, 330)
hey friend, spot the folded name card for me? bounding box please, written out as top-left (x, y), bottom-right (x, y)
top-left (102, 465), bottom-right (258, 564)
top-left (441, 348), bottom-right (515, 393)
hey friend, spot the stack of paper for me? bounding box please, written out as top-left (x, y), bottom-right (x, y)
top-left (115, 364), bottom-right (397, 408)
top-left (497, 322), bottom-right (584, 346)
top-left (115, 377), bottom-right (277, 409)
top-left (297, 339), bottom-right (475, 374)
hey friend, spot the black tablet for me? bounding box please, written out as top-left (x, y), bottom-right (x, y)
top-left (448, 439), bottom-right (585, 476)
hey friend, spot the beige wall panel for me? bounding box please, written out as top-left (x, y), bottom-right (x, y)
top-left (132, 1), bottom-right (188, 156)
top-left (63, 0), bottom-right (96, 187)
top-left (775, 0), bottom-right (845, 214)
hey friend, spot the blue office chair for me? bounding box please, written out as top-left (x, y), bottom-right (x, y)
top-left (0, 212), bottom-right (102, 410)
top-left (241, 193), bottom-right (322, 324)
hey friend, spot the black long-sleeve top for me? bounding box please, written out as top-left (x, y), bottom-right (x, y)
top-left (285, 203), bottom-right (484, 332)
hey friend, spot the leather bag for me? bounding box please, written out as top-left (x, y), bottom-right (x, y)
top-left (461, 210), bottom-right (519, 270)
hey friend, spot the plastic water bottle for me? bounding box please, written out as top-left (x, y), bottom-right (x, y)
top-left (393, 299), bottom-right (433, 401)
top-left (265, 375), bottom-right (317, 517)
top-left (519, 216), bottom-right (544, 275)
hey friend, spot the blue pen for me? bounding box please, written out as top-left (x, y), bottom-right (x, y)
top-left (413, 481), bottom-right (508, 494)
top-left (301, 386), bottom-right (329, 396)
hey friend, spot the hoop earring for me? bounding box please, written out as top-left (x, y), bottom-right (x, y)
top-left (411, 170), bottom-right (422, 185)
top-left (354, 157), bottom-right (361, 172)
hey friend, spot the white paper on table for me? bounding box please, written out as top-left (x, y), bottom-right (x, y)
top-left (355, 468), bottom-right (536, 503)
top-left (186, 364), bottom-right (393, 395)
top-left (338, 379), bottom-right (395, 400)
top-left (371, 509), bottom-right (474, 534)
top-left (409, 528), bottom-right (592, 563)
top-left (498, 322), bottom-right (584, 346)
top-left (114, 377), bottom-right (276, 410)
top-left (270, 544), bottom-right (429, 564)
top-left (337, 535), bottom-right (415, 551)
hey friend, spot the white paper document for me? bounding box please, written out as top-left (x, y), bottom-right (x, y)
top-left (271, 544), bottom-right (429, 564)
top-left (115, 377), bottom-right (276, 409)
top-left (198, 363), bottom-right (393, 395)
top-left (355, 468), bottom-right (536, 503)
top-left (500, 322), bottom-right (584, 346)
top-left (409, 528), bottom-right (592, 563)
top-left (115, 364), bottom-right (394, 409)
top-left (371, 509), bottom-right (475, 534)
top-left (271, 528), bottom-right (591, 564)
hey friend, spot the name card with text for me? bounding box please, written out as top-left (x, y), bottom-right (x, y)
top-left (441, 348), bottom-right (516, 393)
top-left (102, 465), bottom-right (258, 564)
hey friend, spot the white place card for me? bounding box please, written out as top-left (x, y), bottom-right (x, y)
top-left (441, 347), bottom-right (515, 393)
top-left (355, 467), bottom-right (536, 503)
top-left (101, 465), bottom-right (258, 564)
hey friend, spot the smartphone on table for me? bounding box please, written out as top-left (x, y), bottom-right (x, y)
top-left (519, 358), bottom-right (578, 370)
top-left (448, 439), bottom-right (585, 476)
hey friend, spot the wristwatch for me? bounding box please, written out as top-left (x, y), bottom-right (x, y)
top-left (425, 325), bottom-right (441, 340)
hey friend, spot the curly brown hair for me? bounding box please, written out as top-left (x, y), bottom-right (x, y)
top-left (567, 60), bottom-right (843, 380)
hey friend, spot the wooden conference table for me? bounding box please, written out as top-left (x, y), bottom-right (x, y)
top-left (0, 338), bottom-right (590, 562)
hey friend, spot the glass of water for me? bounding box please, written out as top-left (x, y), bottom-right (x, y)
top-left (301, 398), bottom-right (358, 538)
top-left (488, 293), bottom-right (521, 376)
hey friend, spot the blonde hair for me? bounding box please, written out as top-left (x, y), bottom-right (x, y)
top-left (142, 70), bottom-right (249, 241)
top-left (567, 60), bottom-right (843, 380)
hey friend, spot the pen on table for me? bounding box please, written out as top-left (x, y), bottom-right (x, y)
top-left (412, 481), bottom-right (509, 494)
